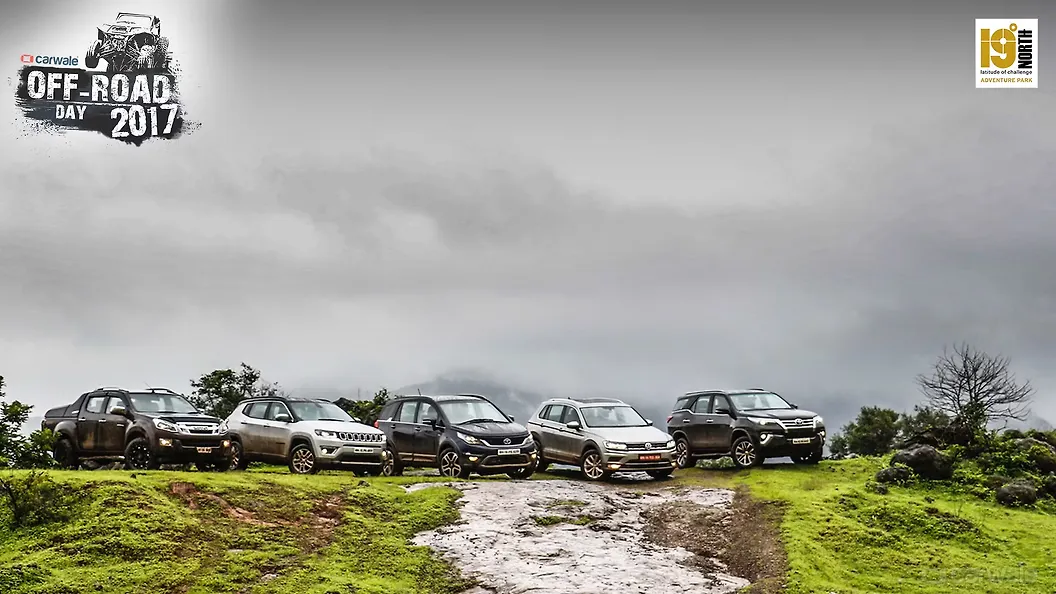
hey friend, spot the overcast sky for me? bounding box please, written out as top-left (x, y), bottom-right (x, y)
top-left (2, 0), bottom-right (1054, 429)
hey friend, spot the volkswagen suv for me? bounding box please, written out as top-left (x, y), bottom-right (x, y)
top-left (375, 394), bottom-right (537, 479)
top-left (527, 398), bottom-right (677, 481)
top-left (224, 396), bottom-right (387, 474)
top-left (666, 388), bottom-right (825, 469)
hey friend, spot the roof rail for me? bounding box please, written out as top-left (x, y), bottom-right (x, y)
top-left (95, 386), bottom-right (124, 392)
top-left (143, 387), bottom-right (179, 394)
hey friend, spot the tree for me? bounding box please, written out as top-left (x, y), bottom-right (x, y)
top-left (189, 363), bottom-right (287, 418)
top-left (898, 405), bottom-right (951, 437)
top-left (0, 376), bottom-right (55, 469)
top-left (916, 343), bottom-right (1033, 432)
top-left (334, 388), bottom-right (393, 425)
top-left (830, 406), bottom-right (902, 457)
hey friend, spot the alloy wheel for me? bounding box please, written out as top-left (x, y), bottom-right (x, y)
top-left (381, 454), bottom-right (395, 476)
top-left (675, 440), bottom-right (689, 468)
top-left (229, 443), bottom-right (242, 469)
top-left (291, 448), bottom-right (315, 474)
top-left (734, 440), bottom-right (756, 467)
top-left (128, 442), bottom-right (151, 469)
top-left (582, 452), bottom-right (604, 480)
top-left (439, 451), bottom-right (462, 478)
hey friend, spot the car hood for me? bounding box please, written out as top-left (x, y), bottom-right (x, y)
top-left (588, 425), bottom-right (672, 443)
top-left (146, 413), bottom-right (223, 424)
top-left (297, 420), bottom-right (384, 435)
top-left (451, 420), bottom-right (528, 437)
top-left (741, 409), bottom-right (817, 421)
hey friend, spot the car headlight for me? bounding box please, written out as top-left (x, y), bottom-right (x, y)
top-left (748, 417), bottom-right (779, 426)
top-left (314, 429), bottom-right (339, 438)
top-left (525, 434), bottom-right (534, 443)
top-left (605, 441), bottom-right (627, 451)
top-left (665, 440), bottom-right (675, 449)
top-left (153, 418), bottom-right (178, 433)
top-left (813, 415), bottom-right (824, 428)
top-left (218, 421), bottom-right (229, 434)
top-left (456, 432), bottom-right (481, 445)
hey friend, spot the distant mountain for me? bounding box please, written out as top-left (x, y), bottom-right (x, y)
top-left (397, 372), bottom-right (550, 423)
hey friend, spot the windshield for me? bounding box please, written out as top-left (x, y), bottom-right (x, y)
top-left (288, 401), bottom-right (354, 422)
top-left (128, 392), bottom-right (197, 414)
top-left (728, 392), bottom-right (793, 411)
top-left (580, 405), bottom-right (649, 428)
top-left (115, 14), bottom-right (152, 28)
top-left (438, 399), bottom-right (509, 425)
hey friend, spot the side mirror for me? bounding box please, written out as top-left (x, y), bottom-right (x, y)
top-left (791, 404), bottom-right (799, 409)
top-left (275, 413), bottom-right (292, 423)
top-left (508, 415), bottom-right (515, 422)
top-left (566, 420), bottom-right (582, 430)
top-left (109, 405), bottom-right (127, 416)
top-left (645, 419), bottom-right (653, 425)
top-left (714, 408), bottom-right (732, 416)
top-left (424, 417), bottom-right (438, 428)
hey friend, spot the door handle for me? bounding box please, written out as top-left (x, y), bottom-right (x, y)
top-left (415, 427), bottom-right (422, 432)
top-left (116, 424), bottom-right (125, 428)
top-left (98, 419), bottom-right (107, 423)
top-left (78, 417), bottom-right (87, 421)
top-left (706, 419), bottom-right (713, 423)
top-left (682, 419), bottom-right (691, 423)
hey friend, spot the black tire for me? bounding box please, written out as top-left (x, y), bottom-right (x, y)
top-left (53, 437), bottom-right (79, 469)
top-left (647, 468), bottom-right (674, 479)
top-left (380, 447), bottom-right (403, 476)
top-left (531, 435), bottom-right (550, 472)
top-left (507, 465), bottom-right (534, 480)
top-left (731, 436), bottom-right (762, 469)
top-left (85, 40), bottom-right (101, 69)
top-left (229, 440), bottom-right (249, 470)
top-left (124, 437), bottom-right (159, 470)
top-left (580, 448), bottom-right (609, 481)
top-left (437, 448), bottom-right (471, 479)
top-left (154, 37), bottom-right (170, 70)
top-left (674, 436), bottom-right (694, 469)
top-left (288, 444), bottom-right (319, 475)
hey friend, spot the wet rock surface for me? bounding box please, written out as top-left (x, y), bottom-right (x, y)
top-left (409, 480), bottom-right (751, 594)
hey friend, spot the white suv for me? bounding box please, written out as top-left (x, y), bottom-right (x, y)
top-left (224, 396), bottom-right (387, 474)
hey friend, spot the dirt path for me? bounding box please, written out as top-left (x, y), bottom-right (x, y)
top-left (408, 480), bottom-right (753, 594)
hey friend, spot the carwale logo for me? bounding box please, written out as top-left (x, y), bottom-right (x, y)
top-left (976, 18), bottom-right (1038, 88)
top-left (20, 54), bottom-right (80, 66)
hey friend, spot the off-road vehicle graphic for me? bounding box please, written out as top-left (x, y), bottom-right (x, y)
top-left (85, 12), bottom-right (171, 72)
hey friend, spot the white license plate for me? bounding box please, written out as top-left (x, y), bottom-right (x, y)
top-left (791, 438), bottom-right (812, 445)
top-left (196, 447), bottom-right (212, 453)
top-left (497, 449), bottom-right (519, 456)
top-left (352, 447), bottom-right (374, 454)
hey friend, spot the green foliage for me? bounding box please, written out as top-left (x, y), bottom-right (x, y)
top-left (0, 376), bottom-right (56, 469)
top-left (0, 471), bottom-right (79, 528)
top-left (188, 363), bottom-right (285, 418)
top-left (831, 406), bottom-right (902, 456)
top-left (334, 388), bottom-right (393, 425)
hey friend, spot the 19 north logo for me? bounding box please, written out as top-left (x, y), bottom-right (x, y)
top-left (13, 11), bottom-right (195, 145)
top-left (976, 18), bottom-right (1038, 88)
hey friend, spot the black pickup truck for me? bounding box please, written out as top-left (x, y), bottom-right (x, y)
top-left (42, 386), bottom-right (233, 471)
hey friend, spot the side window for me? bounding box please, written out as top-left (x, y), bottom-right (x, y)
top-left (674, 396), bottom-right (693, 411)
top-left (562, 407), bottom-right (581, 425)
top-left (85, 396), bottom-right (107, 414)
top-left (713, 395), bottom-right (732, 414)
top-left (266, 402), bottom-right (291, 421)
top-left (380, 402), bottom-right (398, 421)
top-left (244, 402), bottom-right (268, 419)
top-left (397, 401), bottom-right (419, 423)
top-left (104, 395), bottom-right (126, 414)
top-left (417, 402), bottom-right (438, 424)
top-left (691, 396), bottom-right (712, 414)
top-left (544, 405), bottom-right (565, 422)
top-left (537, 405), bottom-right (550, 419)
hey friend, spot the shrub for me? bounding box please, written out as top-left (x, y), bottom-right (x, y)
top-left (0, 471), bottom-right (79, 528)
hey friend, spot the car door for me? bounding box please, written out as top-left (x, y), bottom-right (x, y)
top-left (78, 394), bottom-right (108, 452)
top-left (684, 395), bottom-right (713, 451)
top-left (705, 395), bottom-right (736, 451)
top-left (414, 401), bottom-right (441, 463)
top-left (391, 401), bottom-right (420, 463)
top-left (263, 401), bottom-right (294, 458)
top-left (237, 402), bottom-right (271, 456)
top-left (539, 405), bottom-right (568, 461)
top-left (559, 406), bottom-right (584, 461)
top-left (98, 394), bottom-right (130, 454)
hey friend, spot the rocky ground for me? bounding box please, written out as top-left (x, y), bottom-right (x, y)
top-left (408, 476), bottom-right (773, 594)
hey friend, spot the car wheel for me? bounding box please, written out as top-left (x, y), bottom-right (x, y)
top-left (288, 444), bottom-right (319, 474)
top-left (85, 40), bottom-right (101, 69)
top-left (438, 448), bottom-right (470, 479)
top-left (731, 436), bottom-right (761, 469)
top-left (380, 448), bottom-right (403, 476)
top-left (580, 448), bottom-right (607, 481)
top-left (647, 469), bottom-right (674, 480)
top-left (229, 440), bottom-right (249, 470)
top-left (124, 437), bottom-right (159, 470)
top-left (53, 437), bottom-right (79, 470)
top-left (675, 437), bottom-right (693, 469)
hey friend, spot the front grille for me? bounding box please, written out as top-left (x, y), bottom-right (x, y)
top-left (777, 419), bottom-right (814, 431)
top-left (178, 423), bottom-right (221, 435)
top-left (480, 454), bottom-right (530, 467)
top-left (480, 435), bottom-right (530, 447)
top-left (623, 442), bottom-right (670, 451)
top-left (336, 432), bottom-right (385, 443)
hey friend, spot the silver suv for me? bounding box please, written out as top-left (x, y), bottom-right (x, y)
top-left (224, 396), bottom-right (387, 475)
top-left (527, 398), bottom-right (677, 481)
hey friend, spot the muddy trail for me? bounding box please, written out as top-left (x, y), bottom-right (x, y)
top-left (409, 478), bottom-right (785, 594)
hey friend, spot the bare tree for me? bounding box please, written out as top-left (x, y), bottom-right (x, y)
top-left (915, 343), bottom-right (1033, 431)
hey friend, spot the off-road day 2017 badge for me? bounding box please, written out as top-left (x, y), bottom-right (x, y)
top-left (14, 11), bottom-right (197, 145)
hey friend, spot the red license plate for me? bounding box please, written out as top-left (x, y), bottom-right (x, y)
top-left (639, 454), bottom-right (661, 462)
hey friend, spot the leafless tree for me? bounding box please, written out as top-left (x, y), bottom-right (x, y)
top-left (915, 343), bottom-right (1033, 431)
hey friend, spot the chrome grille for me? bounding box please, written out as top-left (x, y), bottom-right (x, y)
top-left (624, 442), bottom-right (671, 451)
top-left (177, 423), bottom-right (220, 435)
top-left (777, 418), bottom-right (814, 431)
top-left (480, 435), bottom-right (529, 447)
top-left (336, 432), bottom-right (384, 443)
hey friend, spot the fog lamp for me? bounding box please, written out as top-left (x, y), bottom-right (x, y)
top-left (158, 438), bottom-right (172, 447)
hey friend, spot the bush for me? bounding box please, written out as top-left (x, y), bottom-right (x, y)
top-left (0, 471), bottom-right (79, 528)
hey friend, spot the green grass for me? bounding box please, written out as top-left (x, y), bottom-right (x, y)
top-left (0, 468), bottom-right (472, 594)
top-left (675, 458), bottom-right (1056, 594)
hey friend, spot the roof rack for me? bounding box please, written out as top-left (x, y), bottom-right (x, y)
top-left (95, 386), bottom-right (124, 392)
top-left (571, 397), bottom-right (623, 403)
top-left (143, 387), bottom-right (179, 394)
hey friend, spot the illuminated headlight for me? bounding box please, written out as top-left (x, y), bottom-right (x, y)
top-left (314, 429), bottom-right (339, 438)
top-left (158, 438), bottom-right (172, 447)
top-left (748, 417), bottom-right (779, 426)
top-left (218, 421), bottom-right (229, 434)
top-left (153, 418), bottom-right (178, 433)
top-left (604, 441), bottom-right (627, 451)
top-left (456, 432), bottom-right (481, 445)
top-left (812, 416), bottom-right (824, 428)
top-left (665, 440), bottom-right (675, 449)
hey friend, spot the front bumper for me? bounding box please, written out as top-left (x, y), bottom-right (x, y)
top-left (757, 430), bottom-right (825, 456)
top-left (458, 442), bottom-right (538, 474)
top-left (600, 448), bottom-right (678, 472)
top-left (156, 435), bottom-right (232, 463)
top-left (314, 439), bottom-right (386, 469)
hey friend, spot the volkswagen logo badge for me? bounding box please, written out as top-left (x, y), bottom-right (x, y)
top-left (644, 442), bottom-right (652, 449)
top-left (503, 438), bottom-right (511, 445)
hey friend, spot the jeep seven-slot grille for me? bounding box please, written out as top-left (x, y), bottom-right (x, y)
top-left (337, 432), bottom-right (384, 443)
top-left (480, 436), bottom-right (529, 447)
